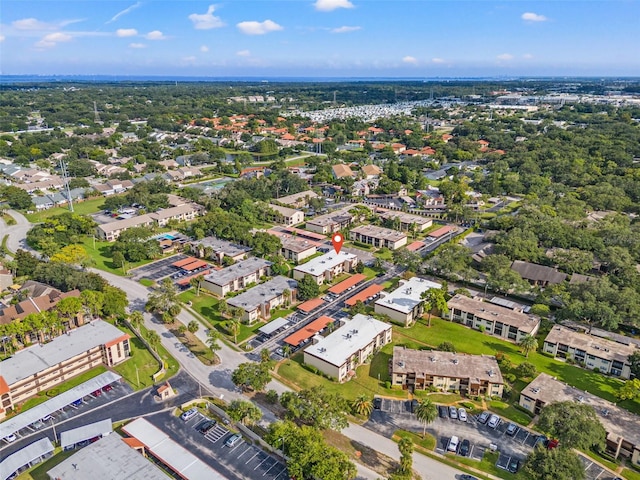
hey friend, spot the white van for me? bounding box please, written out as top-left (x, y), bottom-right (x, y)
top-left (447, 435), bottom-right (459, 452)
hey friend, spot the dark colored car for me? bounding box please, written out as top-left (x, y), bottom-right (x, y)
top-left (373, 398), bottom-right (382, 410)
top-left (410, 399), bottom-right (419, 413)
top-left (459, 475), bottom-right (479, 480)
top-left (197, 420), bottom-right (217, 434)
top-left (438, 405), bottom-right (448, 418)
top-left (508, 459), bottom-right (520, 474)
top-left (477, 411), bottom-right (490, 424)
top-left (102, 384), bottom-right (113, 393)
top-left (459, 439), bottom-right (470, 457)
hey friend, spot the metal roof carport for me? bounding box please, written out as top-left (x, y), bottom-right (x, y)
top-left (60, 418), bottom-right (113, 450)
top-left (258, 317), bottom-right (291, 336)
top-left (0, 437), bottom-right (53, 480)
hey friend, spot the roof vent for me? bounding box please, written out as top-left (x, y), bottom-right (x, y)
top-left (532, 387), bottom-right (540, 394)
top-left (453, 359), bottom-right (459, 365)
top-left (430, 357), bottom-right (436, 362)
top-left (398, 360), bottom-right (405, 367)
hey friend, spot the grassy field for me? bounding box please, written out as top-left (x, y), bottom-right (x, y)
top-left (623, 467), bottom-right (640, 480)
top-left (393, 429), bottom-right (437, 450)
top-left (16, 448), bottom-right (76, 480)
top-left (169, 323), bottom-right (216, 366)
top-left (453, 450), bottom-right (516, 479)
top-left (25, 196), bottom-right (108, 223)
top-left (2, 212), bottom-right (17, 225)
top-left (80, 236), bottom-right (155, 276)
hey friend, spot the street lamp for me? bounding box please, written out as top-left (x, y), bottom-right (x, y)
top-left (279, 437), bottom-right (285, 455)
top-left (50, 417), bottom-right (57, 445)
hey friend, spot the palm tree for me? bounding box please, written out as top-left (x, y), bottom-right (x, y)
top-left (282, 345), bottom-right (291, 358)
top-left (519, 334), bottom-right (538, 358)
top-left (398, 437), bottom-right (414, 474)
top-left (129, 311), bottom-right (144, 332)
top-left (218, 299), bottom-right (229, 317)
top-left (227, 318), bottom-right (241, 344)
top-left (187, 320), bottom-right (199, 334)
top-left (147, 330), bottom-right (160, 351)
top-left (207, 329), bottom-right (221, 360)
top-left (414, 398), bottom-right (438, 438)
top-left (351, 394), bottom-right (373, 417)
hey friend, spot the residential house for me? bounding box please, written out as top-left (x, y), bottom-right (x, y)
top-left (510, 260), bottom-right (567, 287)
top-left (268, 204), bottom-right (304, 226)
top-left (332, 164), bottom-right (354, 179)
top-left (361, 164), bottom-right (382, 179)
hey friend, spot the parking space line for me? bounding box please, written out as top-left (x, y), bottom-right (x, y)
top-left (263, 460), bottom-right (278, 476)
top-left (245, 452), bottom-right (260, 464)
top-left (521, 431), bottom-right (530, 444)
top-left (237, 445), bottom-right (253, 459)
top-left (593, 469), bottom-right (604, 479)
top-left (230, 440), bottom-right (245, 453)
top-left (274, 468), bottom-right (288, 480)
top-left (254, 457), bottom-right (272, 470)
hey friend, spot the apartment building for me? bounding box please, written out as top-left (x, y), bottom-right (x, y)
top-left (543, 326), bottom-right (635, 379)
top-left (349, 225), bottom-right (407, 250)
top-left (202, 257), bottom-right (272, 297)
top-left (293, 251), bottom-right (358, 285)
top-left (377, 210), bottom-right (433, 232)
top-left (374, 277), bottom-right (441, 326)
top-left (305, 211), bottom-right (353, 235)
top-left (189, 236), bottom-right (252, 264)
top-left (447, 294), bottom-right (541, 343)
top-left (275, 234), bottom-right (318, 263)
top-left (520, 373), bottom-right (640, 462)
top-left (391, 346), bottom-right (504, 396)
top-left (227, 276), bottom-right (298, 323)
top-left (275, 190), bottom-right (320, 208)
top-left (303, 314), bottom-right (392, 382)
top-left (0, 320), bottom-right (130, 418)
top-left (268, 204), bottom-right (304, 226)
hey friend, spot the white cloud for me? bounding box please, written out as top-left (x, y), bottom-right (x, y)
top-left (35, 32), bottom-right (73, 48)
top-left (236, 20), bottom-right (283, 35)
top-left (331, 25), bottom-right (361, 33)
top-left (12, 18), bottom-right (53, 31)
top-left (313, 0), bottom-right (354, 11)
top-left (402, 55), bottom-right (418, 65)
top-left (236, 49), bottom-right (251, 57)
top-left (431, 57), bottom-right (445, 64)
top-left (182, 56), bottom-right (197, 63)
top-left (129, 42), bottom-right (146, 48)
top-left (521, 12), bottom-right (548, 22)
top-left (116, 28), bottom-right (138, 37)
top-left (0, 35), bottom-right (5, 42)
top-left (107, 2), bottom-right (142, 24)
top-left (497, 53), bottom-right (514, 61)
top-left (523, 53), bottom-right (534, 59)
top-left (200, 45), bottom-right (209, 52)
top-left (145, 30), bottom-right (167, 40)
top-left (189, 5), bottom-right (225, 30)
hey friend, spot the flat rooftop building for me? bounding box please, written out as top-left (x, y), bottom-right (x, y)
top-left (275, 190), bottom-right (320, 208)
top-left (293, 251), bottom-right (358, 285)
top-left (304, 314), bottom-right (392, 382)
top-left (350, 225), bottom-right (407, 250)
top-left (519, 373), bottom-right (640, 461)
top-left (377, 210), bottom-right (433, 232)
top-left (374, 277), bottom-right (441, 326)
top-left (269, 231), bottom-right (319, 263)
top-left (227, 276), bottom-right (298, 323)
top-left (202, 257), bottom-right (271, 296)
top-left (189, 236), bottom-right (252, 263)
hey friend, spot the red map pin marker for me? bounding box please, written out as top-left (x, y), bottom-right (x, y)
top-left (332, 233), bottom-right (344, 254)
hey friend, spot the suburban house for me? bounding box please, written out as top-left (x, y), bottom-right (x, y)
top-left (303, 314), bottom-right (392, 382)
top-left (543, 326), bottom-right (635, 379)
top-left (93, 179), bottom-right (135, 196)
top-left (0, 265), bottom-right (13, 291)
top-left (275, 190), bottom-right (320, 208)
top-left (0, 320), bottom-right (130, 419)
top-left (391, 346), bottom-right (504, 396)
top-left (374, 277), bottom-right (442, 326)
top-left (293, 251), bottom-right (358, 285)
top-left (361, 164), bottom-right (382, 179)
top-left (510, 260), bottom-right (568, 287)
top-left (227, 276), bottom-right (298, 323)
top-left (349, 225), bottom-right (408, 250)
top-left (332, 164), bottom-right (354, 179)
top-left (377, 210), bottom-right (433, 232)
top-left (447, 294), bottom-right (541, 343)
top-left (188, 236), bottom-right (252, 264)
top-left (519, 373), bottom-right (640, 462)
top-left (201, 257), bottom-right (272, 297)
top-left (268, 204), bottom-right (304, 226)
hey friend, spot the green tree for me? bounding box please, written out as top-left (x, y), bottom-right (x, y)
top-left (147, 330), bottom-right (160, 351)
top-left (231, 362), bottom-right (271, 392)
top-left (437, 341), bottom-right (456, 352)
top-left (519, 334), bottom-right (539, 358)
top-left (420, 287), bottom-right (449, 327)
top-left (617, 378), bottom-right (640, 401)
top-left (483, 254), bottom-right (529, 294)
top-left (146, 278), bottom-right (181, 321)
top-left (187, 320), bottom-right (199, 334)
top-left (102, 286), bottom-right (128, 319)
top-left (537, 401), bottom-right (606, 451)
top-left (520, 447), bottom-right (585, 480)
top-left (350, 394), bottom-right (373, 417)
top-left (280, 386), bottom-right (349, 431)
top-left (629, 351), bottom-right (640, 379)
top-left (516, 362), bottom-right (537, 379)
top-left (207, 329), bottom-right (221, 359)
top-left (415, 398), bottom-right (438, 438)
top-left (228, 399), bottom-right (262, 425)
top-left (398, 437), bottom-right (414, 475)
top-left (129, 311), bottom-right (144, 331)
top-left (296, 274), bottom-right (320, 301)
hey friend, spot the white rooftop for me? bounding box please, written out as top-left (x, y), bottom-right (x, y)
top-left (0, 320), bottom-right (127, 385)
top-left (1, 437), bottom-right (54, 480)
top-left (258, 316), bottom-right (291, 336)
top-left (122, 418), bottom-right (227, 480)
top-left (203, 257), bottom-right (271, 287)
top-left (294, 251), bottom-right (357, 276)
top-left (304, 314), bottom-right (390, 368)
top-left (47, 432), bottom-right (170, 480)
top-left (375, 277), bottom-right (441, 314)
top-left (59, 418), bottom-right (113, 449)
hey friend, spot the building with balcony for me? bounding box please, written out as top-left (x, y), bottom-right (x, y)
top-left (201, 257), bottom-right (271, 297)
top-left (374, 277), bottom-right (441, 326)
top-left (293, 251), bottom-right (358, 285)
top-left (349, 225), bottom-right (407, 250)
top-left (227, 276), bottom-right (298, 323)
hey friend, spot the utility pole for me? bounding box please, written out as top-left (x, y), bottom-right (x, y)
top-left (135, 365), bottom-right (140, 387)
top-left (59, 158), bottom-right (74, 212)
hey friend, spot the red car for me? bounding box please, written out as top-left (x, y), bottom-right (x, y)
top-left (102, 384), bottom-right (113, 393)
top-left (92, 389), bottom-right (102, 397)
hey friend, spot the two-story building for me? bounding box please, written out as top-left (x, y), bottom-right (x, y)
top-left (268, 204), bottom-right (305, 226)
top-left (227, 276), bottom-right (298, 323)
top-left (543, 326), bottom-right (635, 379)
top-left (202, 257), bottom-right (271, 297)
top-left (189, 236), bottom-right (252, 264)
top-left (293, 251), bottom-right (358, 285)
top-left (349, 225), bottom-right (407, 250)
top-left (303, 314), bottom-right (392, 382)
top-left (447, 294), bottom-right (541, 343)
top-left (305, 212), bottom-right (354, 235)
top-left (391, 346), bottom-right (504, 396)
top-left (377, 210), bottom-right (433, 232)
top-left (374, 277), bottom-right (442, 326)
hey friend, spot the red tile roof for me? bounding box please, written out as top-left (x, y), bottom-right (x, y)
top-left (182, 260), bottom-right (208, 271)
top-left (428, 225), bottom-right (455, 238)
top-left (104, 333), bottom-right (131, 349)
top-left (328, 274), bottom-right (366, 294)
top-left (406, 241), bottom-right (425, 252)
top-left (297, 298), bottom-right (324, 313)
top-left (172, 257), bottom-right (198, 268)
top-left (283, 316), bottom-right (334, 346)
top-left (345, 284), bottom-right (385, 306)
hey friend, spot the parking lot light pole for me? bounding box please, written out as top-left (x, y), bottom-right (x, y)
top-left (279, 437), bottom-right (285, 455)
top-left (50, 418), bottom-right (57, 445)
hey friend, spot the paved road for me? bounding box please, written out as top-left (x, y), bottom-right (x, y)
top-left (2, 210), bottom-right (36, 255)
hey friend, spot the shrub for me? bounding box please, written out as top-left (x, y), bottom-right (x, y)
top-left (385, 381), bottom-right (391, 389)
top-left (265, 389), bottom-right (279, 404)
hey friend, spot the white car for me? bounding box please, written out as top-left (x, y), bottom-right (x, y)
top-left (447, 435), bottom-right (459, 452)
top-left (448, 406), bottom-right (458, 419)
top-left (487, 414), bottom-right (501, 428)
top-left (4, 433), bottom-right (17, 443)
top-left (458, 408), bottom-right (467, 422)
top-left (180, 407), bottom-right (198, 421)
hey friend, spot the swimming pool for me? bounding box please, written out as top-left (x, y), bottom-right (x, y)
top-left (157, 234), bottom-right (177, 241)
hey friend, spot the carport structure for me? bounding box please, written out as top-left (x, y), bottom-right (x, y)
top-left (258, 317), bottom-right (291, 337)
top-left (172, 256), bottom-right (198, 268)
top-left (283, 315), bottom-right (335, 347)
top-left (328, 273), bottom-right (366, 295)
top-left (0, 437), bottom-right (54, 479)
top-left (297, 297), bottom-right (324, 313)
top-left (345, 284), bottom-right (384, 306)
top-left (177, 270), bottom-right (211, 287)
top-left (181, 260), bottom-right (209, 272)
top-left (60, 418), bottom-right (113, 450)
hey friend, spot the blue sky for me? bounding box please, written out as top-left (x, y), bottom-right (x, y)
top-left (1, 1), bottom-right (639, 76)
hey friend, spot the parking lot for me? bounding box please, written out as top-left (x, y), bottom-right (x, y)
top-left (580, 455), bottom-right (618, 480)
top-left (129, 254), bottom-right (187, 281)
top-left (148, 411), bottom-right (289, 480)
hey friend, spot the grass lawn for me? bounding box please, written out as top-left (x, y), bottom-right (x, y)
top-left (17, 448), bottom-right (76, 480)
top-left (80, 236), bottom-right (156, 276)
top-left (453, 450), bottom-right (516, 480)
top-left (169, 323), bottom-right (216, 366)
top-left (393, 429), bottom-right (437, 451)
top-left (623, 468), bottom-right (640, 480)
top-left (2, 212), bottom-right (17, 225)
top-left (25, 196), bottom-right (108, 223)
top-left (139, 278), bottom-right (154, 287)
top-left (374, 249), bottom-right (393, 261)
top-left (400, 318), bottom-right (640, 415)
top-left (488, 400), bottom-right (534, 426)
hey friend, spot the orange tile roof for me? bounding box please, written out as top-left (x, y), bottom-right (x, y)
top-left (328, 274), bottom-right (366, 294)
top-left (182, 260), bottom-right (208, 271)
top-left (406, 241), bottom-right (426, 252)
top-left (297, 298), bottom-right (324, 312)
top-left (104, 333), bottom-right (131, 349)
top-left (345, 284), bottom-right (385, 306)
top-left (283, 315), bottom-right (334, 346)
top-left (428, 225), bottom-right (455, 238)
top-left (172, 257), bottom-right (197, 268)
top-left (122, 437), bottom-right (145, 449)
top-left (0, 376), bottom-right (9, 395)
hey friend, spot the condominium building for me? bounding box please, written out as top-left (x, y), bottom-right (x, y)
top-left (349, 225), bottom-right (407, 250)
top-left (374, 277), bottom-right (441, 326)
top-left (303, 314), bottom-right (392, 382)
top-left (227, 276), bottom-right (298, 323)
top-left (519, 373), bottom-right (640, 462)
top-left (391, 346), bottom-right (504, 396)
top-left (202, 257), bottom-right (271, 297)
top-left (377, 210), bottom-right (433, 232)
top-left (273, 233), bottom-right (318, 263)
top-left (275, 190), bottom-right (320, 208)
top-left (543, 326), bottom-right (635, 379)
top-left (0, 320), bottom-right (130, 418)
top-left (268, 204), bottom-right (304, 226)
top-left (188, 236), bottom-right (252, 264)
top-left (305, 211), bottom-right (353, 235)
top-left (447, 294), bottom-right (541, 343)
top-left (293, 251), bottom-right (358, 285)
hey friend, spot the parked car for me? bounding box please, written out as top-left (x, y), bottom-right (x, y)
top-left (3, 434), bottom-right (17, 443)
top-left (458, 439), bottom-right (470, 457)
top-left (181, 407), bottom-right (198, 421)
top-left (459, 475), bottom-right (479, 480)
top-left (373, 398), bottom-right (382, 410)
top-left (458, 408), bottom-right (467, 422)
top-left (225, 433), bottom-right (242, 448)
top-left (506, 423), bottom-right (519, 436)
top-left (197, 420), bottom-right (216, 434)
top-left (448, 406), bottom-right (458, 419)
top-left (410, 399), bottom-right (419, 413)
top-left (447, 435), bottom-right (459, 452)
top-left (487, 414), bottom-right (501, 429)
top-left (438, 406), bottom-right (448, 418)
top-left (102, 384), bottom-right (113, 393)
top-left (41, 415), bottom-right (52, 422)
top-left (71, 399), bottom-right (83, 407)
top-left (508, 458), bottom-right (520, 474)
top-left (92, 389), bottom-right (102, 397)
top-left (477, 411), bottom-right (490, 424)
